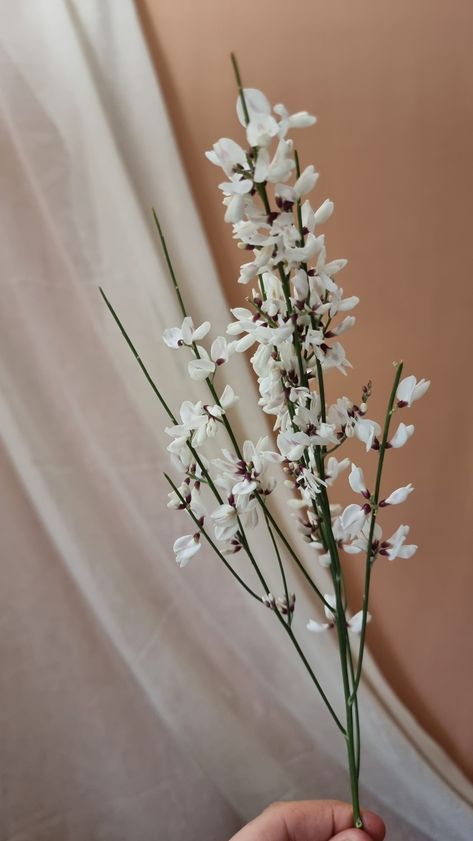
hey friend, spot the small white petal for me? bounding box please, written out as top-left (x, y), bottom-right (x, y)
top-left (220, 385), bottom-right (239, 409)
top-left (188, 359), bottom-right (215, 381)
top-left (307, 619), bottom-right (331, 633)
top-left (348, 464), bottom-right (368, 495)
top-left (383, 484), bottom-right (414, 505)
top-left (348, 611), bottom-right (371, 634)
top-left (389, 423), bottom-right (415, 448)
top-left (192, 321), bottom-right (211, 341)
top-left (313, 199), bottom-right (334, 226)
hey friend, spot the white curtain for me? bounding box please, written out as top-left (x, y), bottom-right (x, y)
top-left (0, 2), bottom-right (471, 839)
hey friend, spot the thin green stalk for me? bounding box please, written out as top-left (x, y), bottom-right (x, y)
top-left (231, 52), bottom-right (250, 125)
top-left (100, 286), bottom-right (225, 506)
top-left (165, 473), bottom-right (261, 602)
top-left (261, 502), bottom-right (292, 626)
top-left (280, 619), bottom-right (346, 736)
top-left (152, 209), bottom-right (187, 319)
top-left (349, 361), bottom-right (404, 701)
top-left (260, 503), bottom-right (333, 611)
top-left (100, 287), bottom-right (177, 424)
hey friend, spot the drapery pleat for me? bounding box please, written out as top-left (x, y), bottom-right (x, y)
top-left (0, 2), bottom-right (471, 839)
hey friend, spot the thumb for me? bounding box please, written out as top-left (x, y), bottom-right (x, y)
top-left (229, 800), bottom-right (385, 841)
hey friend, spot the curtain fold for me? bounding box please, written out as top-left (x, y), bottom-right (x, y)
top-left (0, 2), bottom-right (471, 839)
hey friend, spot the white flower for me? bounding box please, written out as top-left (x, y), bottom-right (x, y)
top-left (243, 436), bottom-right (282, 473)
top-left (340, 503), bottom-right (369, 538)
top-left (294, 165), bottom-right (319, 198)
top-left (381, 483), bottom-right (414, 506)
top-left (307, 593), bottom-right (336, 632)
top-left (211, 504), bottom-right (239, 542)
top-left (219, 178), bottom-right (254, 223)
top-left (173, 534), bottom-right (201, 567)
top-left (188, 352), bottom-right (215, 381)
top-left (344, 519), bottom-right (382, 554)
top-left (389, 422), bottom-right (415, 448)
top-left (220, 384), bottom-right (239, 409)
top-left (165, 400), bottom-right (224, 451)
top-left (277, 430), bottom-right (310, 461)
top-left (205, 137), bottom-right (248, 177)
top-left (317, 341), bottom-right (352, 375)
top-left (381, 524), bottom-right (417, 560)
top-left (355, 417), bottom-right (381, 452)
top-left (307, 594), bottom-right (370, 634)
top-left (396, 375), bottom-right (430, 407)
top-left (254, 138), bottom-right (295, 183)
top-left (347, 610), bottom-right (371, 634)
top-left (273, 102), bottom-right (316, 138)
top-left (313, 198), bottom-right (334, 226)
top-left (163, 316), bottom-right (210, 348)
top-left (325, 457), bottom-right (350, 485)
top-left (348, 464), bottom-right (370, 497)
top-left (211, 336), bottom-right (236, 366)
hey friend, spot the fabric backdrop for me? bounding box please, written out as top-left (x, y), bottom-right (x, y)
top-left (0, 2), bottom-right (471, 839)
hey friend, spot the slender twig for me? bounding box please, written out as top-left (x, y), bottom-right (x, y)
top-left (349, 361), bottom-right (404, 702)
top-left (261, 501), bottom-right (292, 625)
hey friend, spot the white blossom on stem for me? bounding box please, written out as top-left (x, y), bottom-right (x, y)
top-left (396, 375), bottom-right (430, 408)
top-left (173, 534), bottom-right (201, 567)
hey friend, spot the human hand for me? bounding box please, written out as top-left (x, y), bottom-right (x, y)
top-left (229, 799), bottom-right (386, 841)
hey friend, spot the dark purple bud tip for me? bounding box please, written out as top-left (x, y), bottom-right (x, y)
top-left (216, 358), bottom-right (225, 366)
top-left (371, 438), bottom-right (380, 450)
top-left (397, 400), bottom-right (408, 408)
top-left (197, 517), bottom-right (205, 528)
top-left (379, 499), bottom-right (388, 507)
top-left (362, 502), bottom-right (372, 514)
top-left (361, 490), bottom-right (371, 500)
top-left (194, 531), bottom-right (201, 540)
top-left (177, 340), bottom-right (184, 347)
top-left (379, 548), bottom-right (389, 556)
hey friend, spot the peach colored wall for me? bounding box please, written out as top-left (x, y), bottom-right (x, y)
top-left (137, 0), bottom-right (473, 779)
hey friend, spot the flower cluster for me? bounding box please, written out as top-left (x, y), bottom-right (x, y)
top-left (162, 84), bottom-right (429, 634)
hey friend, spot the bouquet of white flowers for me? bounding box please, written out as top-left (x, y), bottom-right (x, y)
top-left (101, 55), bottom-right (429, 829)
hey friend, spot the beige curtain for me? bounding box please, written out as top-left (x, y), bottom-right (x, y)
top-left (0, 2), bottom-right (471, 839)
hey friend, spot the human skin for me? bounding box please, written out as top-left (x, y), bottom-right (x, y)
top-left (229, 800), bottom-right (386, 841)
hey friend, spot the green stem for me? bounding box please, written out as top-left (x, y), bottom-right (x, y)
top-left (261, 501), bottom-right (292, 625)
top-left (349, 361), bottom-right (404, 701)
top-left (281, 620), bottom-right (346, 736)
top-left (100, 287), bottom-right (177, 424)
top-left (152, 209), bottom-right (187, 319)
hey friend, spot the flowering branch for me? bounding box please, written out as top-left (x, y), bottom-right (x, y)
top-left (101, 53), bottom-right (429, 830)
